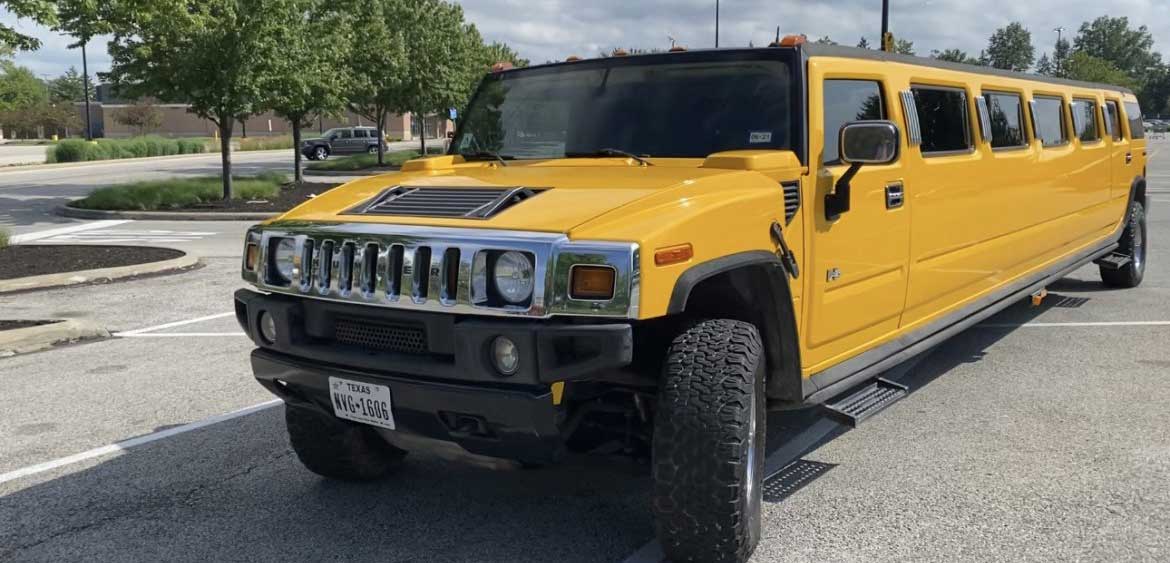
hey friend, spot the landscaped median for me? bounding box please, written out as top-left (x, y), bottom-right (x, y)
top-left (41, 134), bottom-right (296, 165)
top-left (57, 172), bottom-right (341, 220)
top-left (305, 147), bottom-right (443, 174)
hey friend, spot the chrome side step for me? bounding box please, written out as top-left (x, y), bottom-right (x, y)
top-left (822, 378), bottom-right (908, 427)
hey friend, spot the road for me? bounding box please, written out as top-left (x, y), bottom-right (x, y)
top-left (1, 142), bottom-right (1169, 562)
top-left (0, 145), bottom-right (53, 167)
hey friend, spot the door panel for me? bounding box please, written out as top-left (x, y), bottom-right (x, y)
top-left (803, 69), bottom-right (910, 372)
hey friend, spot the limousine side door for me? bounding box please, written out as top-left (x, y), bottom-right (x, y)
top-left (803, 71), bottom-right (911, 377)
top-left (1104, 98), bottom-right (1131, 200)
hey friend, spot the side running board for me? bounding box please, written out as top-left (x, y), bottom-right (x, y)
top-left (822, 378), bottom-right (909, 427)
top-left (1094, 253), bottom-right (1133, 270)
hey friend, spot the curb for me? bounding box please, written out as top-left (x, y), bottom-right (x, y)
top-left (303, 168), bottom-right (396, 177)
top-left (55, 205), bottom-right (277, 221)
top-left (0, 318), bottom-right (110, 356)
top-left (0, 149), bottom-right (288, 174)
top-left (0, 251), bottom-right (203, 294)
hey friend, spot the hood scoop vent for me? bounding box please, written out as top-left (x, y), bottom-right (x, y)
top-left (348, 186), bottom-right (547, 219)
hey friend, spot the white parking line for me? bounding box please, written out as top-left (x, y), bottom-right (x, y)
top-left (9, 220), bottom-right (131, 243)
top-left (114, 312), bottom-right (235, 336)
top-left (0, 400), bottom-right (281, 486)
top-left (118, 332), bottom-right (245, 338)
top-left (980, 320), bottom-right (1170, 328)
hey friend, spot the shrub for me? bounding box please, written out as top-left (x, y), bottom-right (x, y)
top-left (305, 147), bottom-right (443, 171)
top-left (71, 173), bottom-right (286, 211)
top-left (0, 228), bottom-right (9, 250)
top-left (48, 136), bottom-right (209, 163)
top-left (239, 135), bottom-right (295, 151)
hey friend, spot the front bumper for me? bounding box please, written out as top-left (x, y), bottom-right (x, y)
top-left (235, 288), bottom-right (634, 462)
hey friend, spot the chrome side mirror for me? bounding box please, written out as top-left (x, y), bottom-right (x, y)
top-left (827, 120), bottom-right (901, 220)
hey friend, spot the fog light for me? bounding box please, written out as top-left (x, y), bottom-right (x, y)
top-left (259, 311), bottom-right (278, 344)
top-left (491, 336), bottom-right (519, 376)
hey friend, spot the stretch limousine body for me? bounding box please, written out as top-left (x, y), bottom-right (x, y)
top-left (233, 40), bottom-right (1148, 562)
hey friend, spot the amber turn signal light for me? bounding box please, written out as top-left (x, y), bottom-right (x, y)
top-left (654, 244), bottom-right (693, 266)
top-left (245, 243), bottom-right (260, 271)
top-left (570, 265), bottom-right (616, 300)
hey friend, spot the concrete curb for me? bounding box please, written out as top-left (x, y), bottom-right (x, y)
top-left (0, 149), bottom-right (288, 174)
top-left (55, 205), bottom-right (277, 221)
top-left (0, 318), bottom-right (110, 356)
top-left (0, 251), bottom-right (203, 294)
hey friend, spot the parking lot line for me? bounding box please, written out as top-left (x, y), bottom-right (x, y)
top-left (114, 312), bottom-right (236, 336)
top-left (118, 332), bottom-right (246, 337)
top-left (980, 320), bottom-right (1170, 328)
top-left (0, 399), bottom-right (281, 486)
top-left (9, 220), bottom-right (131, 243)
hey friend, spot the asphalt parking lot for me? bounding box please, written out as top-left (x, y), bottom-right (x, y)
top-left (2, 142), bottom-right (1169, 562)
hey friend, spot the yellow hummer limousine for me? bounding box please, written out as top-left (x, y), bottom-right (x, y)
top-left (234, 41), bottom-right (1148, 562)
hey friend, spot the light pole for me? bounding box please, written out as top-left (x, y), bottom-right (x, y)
top-left (81, 41), bottom-right (92, 141)
top-left (714, 0), bottom-right (720, 48)
top-left (1054, 26), bottom-right (1064, 45)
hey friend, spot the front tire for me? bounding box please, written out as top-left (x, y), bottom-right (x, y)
top-left (652, 319), bottom-right (766, 563)
top-left (285, 404), bottom-right (406, 481)
top-left (313, 146), bottom-right (329, 161)
top-left (1101, 201), bottom-right (1147, 288)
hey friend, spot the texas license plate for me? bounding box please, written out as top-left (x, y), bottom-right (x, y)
top-left (328, 377), bottom-right (396, 430)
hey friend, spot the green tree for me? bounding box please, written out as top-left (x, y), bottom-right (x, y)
top-left (264, 1), bottom-right (352, 182)
top-left (47, 67), bottom-right (95, 102)
top-left (1035, 53), bottom-right (1053, 75)
top-left (1073, 16), bottom-right (1161, 77)
top-left (1063, 52), bottom-right (1137, 90)
top-left (113, 99), bottom-right (163, 135)
top-left (105, 0), bottom-right (301, 200)
top-left (346, 0), bottom-right (408, 166)
top-left (1139, 65), bottom-right (1170, 117)
top-left (931, 49), bottom-right (981, 65)
top-left (856, 37), bottom-right (871, 50)
top-left (814, 36), bottom-right (837, 45)
top-left (983, 22), bottom-right (1034, 71)
top-left (482, 42), bottom-right (528, 68)
top-left (1052, 38), bottom-right (1071, 78)
top-left (0, 1), bottom-right (56, 50)
top-left (892, 38), bottom-right (915, 56)
top-left (0, 61), bottom-right (47, 113)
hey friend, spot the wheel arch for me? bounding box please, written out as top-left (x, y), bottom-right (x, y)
top-left (666, 251), bottom-right (803, 402)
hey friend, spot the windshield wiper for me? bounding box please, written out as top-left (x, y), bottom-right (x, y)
top-left (459, 151), bottom-right (513, 166)
top-left (565, 148), bottom-right (654, 166)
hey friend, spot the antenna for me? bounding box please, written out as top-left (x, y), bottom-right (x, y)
top-left (775, 26), bottom-right (780, 43)
top-left (668, 34), bottom-right (676, 49)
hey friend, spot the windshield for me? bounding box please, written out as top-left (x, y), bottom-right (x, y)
top-left (452, 51), bottom-right (800, 160)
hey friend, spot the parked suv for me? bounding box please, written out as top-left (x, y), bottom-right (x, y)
top-left (301, 126), bottom-right (387, 160)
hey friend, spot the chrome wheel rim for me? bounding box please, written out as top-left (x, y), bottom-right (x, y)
top-left (745, 393), bottom-right (758, 503)
top-left (315, 148), bottom-right (327, 159)
top-left (1133, 216), bottom-right (1145, 271)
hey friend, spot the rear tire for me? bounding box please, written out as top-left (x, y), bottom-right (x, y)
top-left (652, 319), bottom-right (766, 563)
top-left (285, 404), bottom-right (406, 481)
top-left (1101, 201), bottom-right (1147, 288)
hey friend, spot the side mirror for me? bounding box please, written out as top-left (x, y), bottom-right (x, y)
top-left (826, 120), bottom-right (900, 220)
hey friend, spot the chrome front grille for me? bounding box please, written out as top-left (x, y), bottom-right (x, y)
top-left (249, 223), bottom-right (639, 319)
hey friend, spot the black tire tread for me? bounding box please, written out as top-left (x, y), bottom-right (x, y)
top-left (652, 318), bottom-right (764, 563)
top-left (285, 404), bottom-right (406, 481)
top-left (1101, 201), bottom-right (1146, 288)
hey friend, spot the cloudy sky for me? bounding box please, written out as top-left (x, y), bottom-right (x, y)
top-left (3, 0), bottom-right (1170, 79)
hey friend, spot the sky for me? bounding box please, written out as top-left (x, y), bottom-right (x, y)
top-left (3, 0), bottom-right (1170, 79)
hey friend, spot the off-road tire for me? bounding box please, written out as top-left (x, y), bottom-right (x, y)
top-left (1101, 201), bottom-right (1147, 288)
top-left (652, 319), bottom-right (766, 563)
top-left (285, 404), bottom-right (406, 481)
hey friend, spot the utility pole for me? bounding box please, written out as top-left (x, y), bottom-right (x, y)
top-left (714, 0), bottom-right (720, 48)
top-left (881, 0), bottom-right (892, 52)
top-left (81, 42), bottom-right (92, 141)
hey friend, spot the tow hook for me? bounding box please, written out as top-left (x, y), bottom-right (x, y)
top-left (770, 221), bottom-right (800, 279)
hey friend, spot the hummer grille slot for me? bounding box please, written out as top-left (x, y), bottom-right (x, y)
top-left (412, 246), bottom-right (432, 301)
top-left (387, 244), bottom-right (404, 298)
top-left (338, 243), bottom-right (356, 293)
top-left (316, 240), bottom-right (334, 292)
top-left (441, 248), bottom-right (461, 304)
top-left (360, 243), bottom-right (378, 295)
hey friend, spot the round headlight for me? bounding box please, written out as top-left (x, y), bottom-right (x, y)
top-left (493, 251), bottom-right (534, 304)
top-left (272, 238), bottom-right (296, 282)
top-left (491, 336), bottom-right (519, 375)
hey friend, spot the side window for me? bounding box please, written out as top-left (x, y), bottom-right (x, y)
top-left (1105, 101), bottom-right (1122, 141)
top-left (982, 91), bottom-right (1026, 148)
top-left (1124, 101), bottom-right (1145, 139)
top-left (338, 129), bottom-right (353, 139)
top-left (822, 79), bottom-right (885, 164)
top-left (1072, 99), bottom-right (1100, 142)
top-left (912, 87), bottom-right (971, 154)
top-left (1032, 96), bottom-right (1067, 147)
top-left (353, 129), bottom-right (368, 138)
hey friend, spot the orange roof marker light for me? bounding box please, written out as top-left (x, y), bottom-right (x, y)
top-left (565, 55), bottom-right (582, 62)
top-left (491, 61), bottom-right (514, 73)
top-left (779, 34), bottom-right (807, 47)
top-left (612, 48), bottom-right (629, 57)
top-left (669, 45), bottom-right (687, 52)
top-left (654, 244), bottom-right (694, 266)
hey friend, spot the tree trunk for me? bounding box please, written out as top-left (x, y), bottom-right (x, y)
top-left (418, 112), bottom-right (427, 155)
top-left (376, 109), bottom-right (386, 166)
top-left (292, 115), bottom-right (303, 184)
top-left (219, 119), bottom-right (235, 200)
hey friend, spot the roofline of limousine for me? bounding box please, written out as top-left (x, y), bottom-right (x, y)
top-left (508, 44), bottom-right (1134, 96)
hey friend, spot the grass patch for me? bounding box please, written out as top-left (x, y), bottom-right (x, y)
top-left (306, 148), bottom-right (443, 171)
top-left (71, 171), bottom-right (289, 211)
top-left (239, 135), bottom-right (295, 151)
top-left (0, 228), bottom-right (9, 249)
top-left (47, 136), bottom-right (208, 163)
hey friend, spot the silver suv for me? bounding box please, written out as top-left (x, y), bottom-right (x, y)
top-left (301, 126), bottom-right (389, 160)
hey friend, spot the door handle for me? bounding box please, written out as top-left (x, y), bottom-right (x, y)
top-left (1126, 152), bottom-right (1133, 164)
top-left (885, 182), bottom-right (904, 209)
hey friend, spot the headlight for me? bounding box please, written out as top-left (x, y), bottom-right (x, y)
top-left (270, 237), bottom-right (296, 283)
top-left (493, 251), bottom-right (534, 304)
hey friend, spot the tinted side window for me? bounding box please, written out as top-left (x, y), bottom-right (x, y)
top-left (1124, 101), bottom-right (1145, 139)
top-left (1072, 99), bottom-right (1099, 142)
top-left (353, 129), bottom-right (368, 138)
top-left (822, 79), bottom-right (885, 164)
top-left (1105, 101), bottom-right (1122, 141)
top-left (912, 87), bottom-right (971, 153)
top-left (983, 92), bottom-right (1026, 148)
top-left (338, 129), bottom-right (353, 139)
top-left (1032, 96), bottom-right (1067, 146)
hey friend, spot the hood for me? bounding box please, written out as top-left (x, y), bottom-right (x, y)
top-left (274, 152), bottom-right (803, 233)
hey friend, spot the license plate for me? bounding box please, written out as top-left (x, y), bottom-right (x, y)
top-left (328, 377), bottom-right (396, 430)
